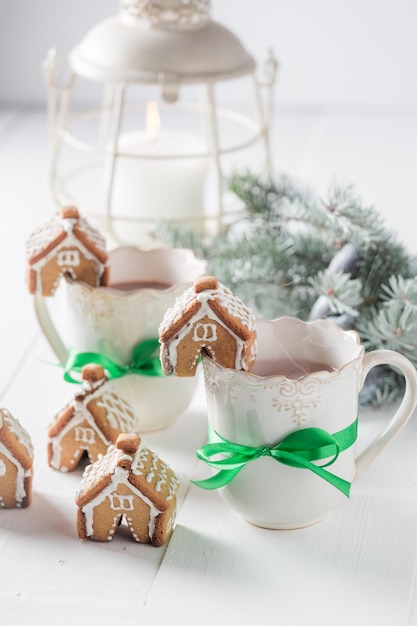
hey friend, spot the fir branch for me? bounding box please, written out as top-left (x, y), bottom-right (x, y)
top-left (309, 270), bottom-right (363, 317)
top-left (357, 239), bottom-right (412, 308)
top-left (324, 183), bottom-right (387, 243)
top-left (359, 368), bottom-right (403, 406)
top-left (154, 170), bottom-right (417, 404)
top-left (381, 275), bottom-right (417, 305)
top-left (153, 221), bottom-right (208, 259)
top-left (358, 301), bottom-right (417, 360)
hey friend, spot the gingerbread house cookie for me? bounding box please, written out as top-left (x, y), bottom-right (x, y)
top-left (75, 433), bottom-right (180, 545)
top-left (0, 409), bottom-right (34, 508)
top-left (159, 276), bottom-right (257, 376)
top-left (26, 205), bottom-right (109, 297)
top-left (48, 364), bottom-right (139, 472)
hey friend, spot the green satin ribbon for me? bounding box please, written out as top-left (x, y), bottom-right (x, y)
top-left (63, 338), bottom-right (163, 383)
top-left (192, 418), bottom-right (358, 497)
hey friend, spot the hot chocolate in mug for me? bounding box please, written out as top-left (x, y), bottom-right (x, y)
top-left (34, 246), bottom-right (206, 430)
top-left (196, 317), bottom-right (417, 529)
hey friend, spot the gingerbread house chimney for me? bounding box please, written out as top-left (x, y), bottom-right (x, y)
top-left (60, 205), bottom-right (80, 220)
top-left (194, 275), bottom-right (218, 293)
top-left (74, 364), bottom-right (107, 402)
top-left (82, 364), bottom-right (106, 384)
top-left (116, 433), bottom-right (141, 470)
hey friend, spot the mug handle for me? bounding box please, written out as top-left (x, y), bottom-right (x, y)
top-left (355, 349), bottom-right (417, 477)
top-left (34, 293), bottom-right (69, 364)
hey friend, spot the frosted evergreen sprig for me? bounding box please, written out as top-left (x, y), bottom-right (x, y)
top-left (358, 301), bottom-right (417, 359)
top-left (359, 369), bottom-right (404, 407)
top-left (381, 275), bottom-right (417, 306)
top-left (154, 171), bottom-right (417, 404)
top-left (323, 183), bottom-right (387, 244)
top-left (308, 270), bottom-right (363, 317)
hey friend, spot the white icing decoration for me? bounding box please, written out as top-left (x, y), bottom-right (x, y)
top-left (1, 409), bottom-right (34, 459)
top-left (48, 405), bottom-right (111, 469)
top-left (159, 282), bottom-right (257, 372)
top-left (57, 249), bottom-right (80, 267)
top-left (166, 510), bottom-right (176, 534)
top-left (0, 410), bottom-right (32, 506)
top-left (131, 440), bottom-right (179, 500)
top-left (146, 451), bottom-right (159, 484)
top-left (0, 459), bottom-right (6, 477)
top-left (108, 493), bottom-right (135, 511)
top-left (26, 218), bottom-right (63, 260)
top-left (78, 439), bottom-right (179, 541)
top-left (0, 443), bottom-right (30, 505)
top-left (155, 464), bottom-right (168, 493)
top-left (81, 466), bottom-right (160, 540)
top-left (94, 387), bottom-right (138, 433)
top-left (74, 426), bottom-right (96, 444)
top-left (27, 216), bottom-right (106, 295)
top-left (192, 322), bottom-right (218, 342)
top-left (77, 215), bottom-right (107, 255)
top-left (49, 382), bottom-right (138, 469)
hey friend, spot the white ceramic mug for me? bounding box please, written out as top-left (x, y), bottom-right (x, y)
top-left (199, 316), bottom-right (417, 529)
top-left (34, 246), bottom-right (206, 431)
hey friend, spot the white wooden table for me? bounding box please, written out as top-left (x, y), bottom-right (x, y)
top-left (1, 107), bottom-right (417, 625)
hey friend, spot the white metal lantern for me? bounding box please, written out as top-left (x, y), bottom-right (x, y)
top-left (43, 0), bottom-right (277, 246)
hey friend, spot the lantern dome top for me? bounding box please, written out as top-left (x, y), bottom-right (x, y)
top-left (121, 0), bottom-right (210, 27)
top-left (69, 1), bottom-right (255, 86)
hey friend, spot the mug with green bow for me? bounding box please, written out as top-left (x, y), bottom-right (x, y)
top-left (34, 245), bottom-right (206, 431)
top-left (195, 317), bottom-right (417, 529)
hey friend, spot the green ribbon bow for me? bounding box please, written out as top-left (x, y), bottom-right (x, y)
top-left (192, 418), bottom-right (358, 497)
top-left (63, 338), bottom-right (163, 383)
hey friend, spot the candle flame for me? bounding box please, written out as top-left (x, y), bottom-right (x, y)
top-left (146, 101), bottom-right (161, 140)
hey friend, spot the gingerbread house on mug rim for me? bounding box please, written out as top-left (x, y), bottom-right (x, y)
top-left (0, 408), bottom-right (34, 508)
top-left (159, 276), bottom-right (257, 377)
top-left (48, 365), bottom-right (140, 472)
top-left (26, 205), bottom-right (109, 297)
top-left (76, 433), bottom-right (180, 546)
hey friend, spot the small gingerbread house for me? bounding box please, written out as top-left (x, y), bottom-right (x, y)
top-left (76, 433), bottom-right (180, 545)
top-left (159, 276), bottom-right (257, 376)
top-left (0, 408), bottom-right (34, 508)
top-left (48, 364), bottom-right (140, 472)
top-left (26, 205), bottom-right (109, 297)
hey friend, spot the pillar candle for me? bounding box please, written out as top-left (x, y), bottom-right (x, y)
top-left (110, 105), bottom-right (208, 246)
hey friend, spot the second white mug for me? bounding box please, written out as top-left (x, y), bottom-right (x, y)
top-left (35, 246), bottom-right (207, 431)
top-left (197, 317), bottom-right (417, 528)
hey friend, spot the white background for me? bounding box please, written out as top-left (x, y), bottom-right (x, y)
top-left (0, 0), bottom-right (417, 107)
